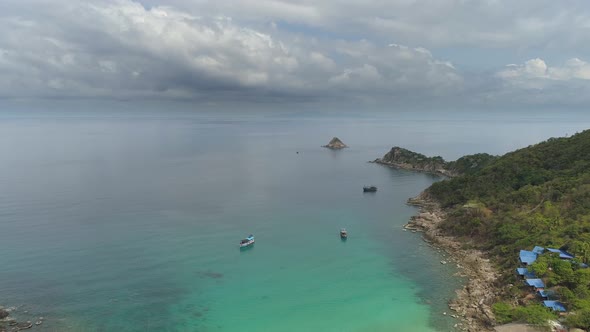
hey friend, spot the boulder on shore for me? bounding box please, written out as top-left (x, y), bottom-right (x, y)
top-left (17, 321), bottom-right (33, 330)
top-left (323, 137), bottom-right (347, 149)
top-left (0, 308), bottom-right (9, 319)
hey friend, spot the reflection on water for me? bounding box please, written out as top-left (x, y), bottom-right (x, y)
top-left (1, 109), bottom-right (589, 331)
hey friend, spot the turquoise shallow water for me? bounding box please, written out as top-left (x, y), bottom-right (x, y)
top-left (1, 110), bottom-right (590, 331)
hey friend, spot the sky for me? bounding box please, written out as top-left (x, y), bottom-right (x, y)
top-left (2, 0), bottom-right (590, 110)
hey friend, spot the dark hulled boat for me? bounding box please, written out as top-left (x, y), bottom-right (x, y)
top-left (239, 234), bottom-right (255, 248)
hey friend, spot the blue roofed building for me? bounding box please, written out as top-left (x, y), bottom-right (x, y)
top-left (519, 250), bottom-right (538, 265)
top-left (543, 300), bottom-right (566, 312)
top-left (537, 289), bottom-right (555, 299)
top-left (516, 267), bottom-right (536, 279)
top-left (525, 278), bottom-right (545, 289)
top-left (546, 248), bottom-right (574, 260)
top-left (532, 246), bottom-right (545, 254)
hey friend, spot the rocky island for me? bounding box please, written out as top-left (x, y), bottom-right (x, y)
top-left (323, 137), bottom-right (348, 149)
top-left (378, 130), bottom-right (590, 332)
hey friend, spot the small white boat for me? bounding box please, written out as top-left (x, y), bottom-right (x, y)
top-left (340, 228), bottom-right (348, 239)
top-left (239, 234), bottom-right (255, 248)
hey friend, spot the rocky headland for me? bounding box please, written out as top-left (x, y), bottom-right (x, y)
top-left (372, 145), bottom-right (502, 331)
top-left (377, 140), bottom-right (590, 331)
top-left (373, 146), bottom-right (497, 177)
top-left (322, 137), bottom-right (348, 149)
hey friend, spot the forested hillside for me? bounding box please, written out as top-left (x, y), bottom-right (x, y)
top-left (424, 130), bottom-right (590, 328)
top-left (375, 146), bottom-right (497, 177)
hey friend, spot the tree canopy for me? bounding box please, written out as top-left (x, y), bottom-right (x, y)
top-left (423, 129), bottom-right (590, 329)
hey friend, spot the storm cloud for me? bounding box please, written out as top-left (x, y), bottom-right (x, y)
top-left (2, 0), bottom-right (590, 107)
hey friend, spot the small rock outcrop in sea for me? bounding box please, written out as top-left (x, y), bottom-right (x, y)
top-left (0, 305), bottom-right (45, 332)
top-left (17, 321), bottom-right (32, 330)
top-left (0, 308), bottom-right (8, 320)
top-left (323, 137), bottom-right (348, 149)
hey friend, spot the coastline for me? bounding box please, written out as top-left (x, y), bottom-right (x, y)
top-left (405, 191), bottom-right (499, 332)
top-left (371, 159), bottom-right (458, 178)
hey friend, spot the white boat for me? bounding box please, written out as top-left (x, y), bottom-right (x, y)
top-left (340, 228), bottom-right (348, 239)
top-left (239, 234), bottom-right (255, 248)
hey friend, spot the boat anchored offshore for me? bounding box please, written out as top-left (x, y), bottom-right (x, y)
top-left (239, 234), bottom-right (255, 248)
top-left (340, 228), bottom-right (348, 239)
top-left (363, 186), bottom-right (377, 192)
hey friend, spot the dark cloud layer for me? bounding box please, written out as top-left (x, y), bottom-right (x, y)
top-left (2, 0), bottom-right (590, 107)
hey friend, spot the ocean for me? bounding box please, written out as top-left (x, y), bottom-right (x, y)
top-left (1, 109), bottom-right (589, 331)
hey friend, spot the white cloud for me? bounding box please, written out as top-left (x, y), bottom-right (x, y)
top-left (0, 0), bottom-right (463, 103)
top-left (329, 64), bottom-right (381, 86)
top-left (550, 58), bottom-right (590, 80)
top-left (486, 57), bottom-right (590, 105)
top-left (497, 58), bottom-right (548, 83)
top-left (156, 0), bottom-right (590, 49)
top-left (3, 0), bottom-right (590, 106)
top-left (497, 58), bottom-right (590, 85)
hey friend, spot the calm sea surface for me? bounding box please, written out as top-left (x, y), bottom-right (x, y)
top-left (1, 109), bottom-right (589, 331)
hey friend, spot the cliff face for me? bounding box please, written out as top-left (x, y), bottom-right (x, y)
top-left (374, 147), bottom-right (496, 177)
top-left (323, 137), bottom-right (348, 149)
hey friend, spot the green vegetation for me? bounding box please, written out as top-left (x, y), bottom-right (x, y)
top-left (446, 153), bottom-right (499, 176)
top-left (492, 302), bottom-right (558, 326)
top-left (380, 146), bottom-right (446, 170)
top-left (528, 253), bottom-right (590, 327)
top-left (422, 130), bottom-right (590, 329)
top-left (566, 309), bottom-right (590, 330)
top-left (531, 254), bottom-right (590, 289)
top-left (379, 146), bottom-right (497, 176)
top-left (492, 302), bottom-right (514, 324)
top-left (514, 304), bottom-right (558, 325)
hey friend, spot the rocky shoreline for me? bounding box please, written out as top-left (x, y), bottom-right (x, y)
top-left (0, 306), bottom-right (43, 332)
top-left (371, 158), bottom-right (458, 178)
top-left (372, 146), bottom-right (498, 178)
top-left (405, 192), bottom-right (500, 332)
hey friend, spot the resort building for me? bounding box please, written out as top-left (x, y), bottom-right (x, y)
top-left (543, 300), bottom-right (566, 312)
top-left (525, 278), bottom-right (545, 291)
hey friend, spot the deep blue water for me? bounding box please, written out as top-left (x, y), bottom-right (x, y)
top-left (1, 109), bottom-right (589, 331)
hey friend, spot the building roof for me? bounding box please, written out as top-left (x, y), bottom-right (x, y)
top-left (532, 246), bottom-right (545, 254)
top-left (520, 250), bottom-right (538, 264)
top-left (516, 268), bottom-right (536, 278)
top-left (525, 278), bottom-right (545, 288)
top-left (546, 248), bottom-right (574, 259)
top-left (538, 290), bottom-right (554, 298)
top-left (543, 300), bottom-right (566, 312)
